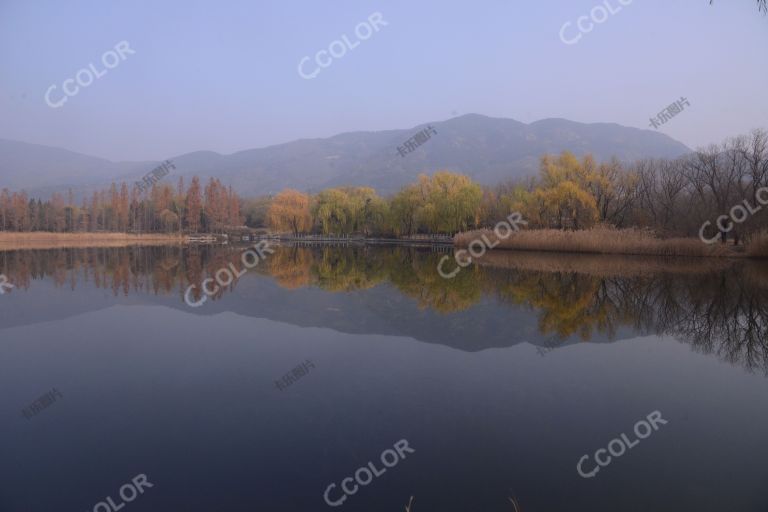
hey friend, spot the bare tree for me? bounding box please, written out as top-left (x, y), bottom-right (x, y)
top-left (634, 158), bottom-right (688, 235)
top-left (741, 129), bottom-right (768, 190)
top-left (684, 144), bottom-right (746, 243)
top-left (737, 129), bottom-right (768, 240)
top-left (710, 0), bottom-right (767, 14)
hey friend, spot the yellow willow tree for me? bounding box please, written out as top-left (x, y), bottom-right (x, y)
top-left (341, 187), bottom-right (386, 236)
top-left (483, 180), bottom-right (530, 226)
top-left (417, 171), bottom-right (483, 234)
top-left (520, 152), bottom-right (600, 229)
top-left (267, 189), bottom-right (311, 236)
top-left (312, 187), bottom-right (386, 235)
top-left (540, 152), bottom-right (595, 190)
top-left (313, 188), bottom-right (351, 235)
top-left (389, 183), bottom-right (423, 236)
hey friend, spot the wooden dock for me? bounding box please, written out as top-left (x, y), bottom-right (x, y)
top-left (247, 234), bottom-right (455, 247)
top-left (189, 230), bottom-right (456, 248)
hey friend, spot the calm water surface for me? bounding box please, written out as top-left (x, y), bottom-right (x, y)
top-left (1, 244), bottom-right (767, 512)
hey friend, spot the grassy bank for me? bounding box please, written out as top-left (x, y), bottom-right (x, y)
top-left (454, 226), bottom-right (742, 258)
top-left (0, 232), bottom-right (186, 251)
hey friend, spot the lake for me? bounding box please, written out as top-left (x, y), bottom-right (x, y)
top-left (1, 244), bottom-right (767, 512)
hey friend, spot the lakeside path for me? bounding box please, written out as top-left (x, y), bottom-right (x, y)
top-left (0, 232), bottom-right (186, 251)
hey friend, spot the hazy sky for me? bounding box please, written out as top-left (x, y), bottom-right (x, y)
top-left (0, 0), bottom-right (766, 161)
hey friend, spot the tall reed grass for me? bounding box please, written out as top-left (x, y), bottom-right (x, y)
top-left (473, 250), bottom-right (735, 277)
top-left (746, 231), bottom-right (768, 258)
top-left (454, 226), bottom-right (732, 258)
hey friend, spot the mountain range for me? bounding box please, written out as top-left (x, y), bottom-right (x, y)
top-left (0, 114), bottom-right (691, 198)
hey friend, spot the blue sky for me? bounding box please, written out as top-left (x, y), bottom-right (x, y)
top-left (0, 0), bottom-right (766, 161)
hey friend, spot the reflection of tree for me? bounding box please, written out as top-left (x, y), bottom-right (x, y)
top-left (264, 245), bottom-right (482, 313)
top-left (658, 268), bottom-right (768, 373)
top-left (491, 270), bottom-right (608, 340)
top-left (387, 249), bottom-right (482, 313)
top-left (263, 245), bottom-right (314, 289)
top-left (311, 246), bottom-right (387, 292)
top-left (489, 262), bottom-right (768, 373)
top-left (0, 245), bottom-right (229, 302)
top-left (2, 246), bottom-right (768, 373)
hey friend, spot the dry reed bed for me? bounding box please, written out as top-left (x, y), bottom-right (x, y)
top-left (472, 250), bottom-right (735, 278)
top-left (0, 232), bottom-right (185, 251)
top-left (454, 227), bottom-right (734, 258)
top-left (746, 231), bottom-right (768, 258)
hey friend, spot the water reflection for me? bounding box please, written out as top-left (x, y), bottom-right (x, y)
top-left (1, 244), bottom-right (766, 373)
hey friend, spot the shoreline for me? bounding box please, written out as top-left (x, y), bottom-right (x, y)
top-left (0, 232), bottom-right (186, 251)
top-left (453, 227), bottom-right (761, 259)
top-left (0, 231), bottom-right (764, 260)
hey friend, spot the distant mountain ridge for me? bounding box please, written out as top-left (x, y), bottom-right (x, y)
top-left (0, 114), bottom-right (691, 197)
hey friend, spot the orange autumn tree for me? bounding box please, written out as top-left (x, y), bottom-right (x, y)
top-left (267, 189), bottom-right (311, 236)
top-left (185, 177), bottom-right (203, 232)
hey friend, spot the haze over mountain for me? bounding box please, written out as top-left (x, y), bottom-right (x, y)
top-left (0, 114), bottom-right (691, 198)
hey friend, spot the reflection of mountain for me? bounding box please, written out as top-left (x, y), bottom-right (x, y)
top-left (1, 245), bottom-right (767, 373)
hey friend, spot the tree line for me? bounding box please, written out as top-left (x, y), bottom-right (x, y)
top-left (265, 172), bottom-right (483, 237)
top-left (2, 130), bottom-right (766, 242)
top-left (264, 129), bottom-right (768, 242)
top-left (0, 176), bottom-right (242, 234)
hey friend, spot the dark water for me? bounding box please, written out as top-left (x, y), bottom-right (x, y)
top-left (1, 244), bottom-right (767, 512)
